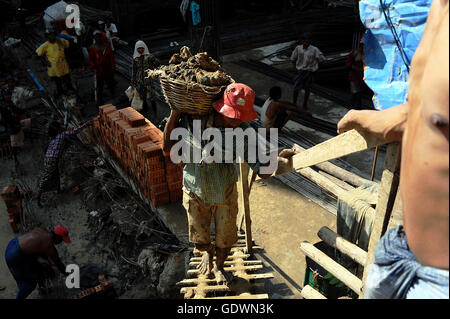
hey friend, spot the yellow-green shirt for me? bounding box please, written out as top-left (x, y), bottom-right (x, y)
top-left (36, 39), bottom-right (70, 77)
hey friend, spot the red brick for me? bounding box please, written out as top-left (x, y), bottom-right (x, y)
top-left (131, 132), bottom-right (151, 149)
top-left (1, 185), bottom-right (19, 198)
top-left (147, 160), bottom-right (165, 171)
top-left (3, 199), bottom-right (22, 209)
top-left (9, 218), bottom-right (19, 233)
top-left (148, 169), bottom-right (166, 184)
top-left (168, 181), bottom-right (183, 192)
top-left (139, 142), bottom-right (162, 159)
top-left (106, 110), bottom-right (120, 127)
top-left (150, 183), bottom-right (169, 195)
top-left (99, 104), bottom-right (116, 115)
top-left (151, 192), bottom-right (170, 207)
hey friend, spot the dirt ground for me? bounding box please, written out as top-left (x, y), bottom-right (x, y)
top-left (249, 177), bottom-right (336, 298)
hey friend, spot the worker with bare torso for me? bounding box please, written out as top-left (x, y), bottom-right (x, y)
top-left (4, 226), bottom-right (71, 299)
top-left (338, 0), bottom-right (448, 298)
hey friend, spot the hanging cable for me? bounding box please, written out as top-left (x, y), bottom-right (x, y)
top-left (379, 0), bottom-right (411, 73)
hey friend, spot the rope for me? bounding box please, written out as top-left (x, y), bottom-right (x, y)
top-left (198, 26), bottom-right (212, 53)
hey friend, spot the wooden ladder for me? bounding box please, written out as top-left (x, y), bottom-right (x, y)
top-left (299, 142), bottom-right (402, 299)
top-left (177, 233), bottom-right (274, 299)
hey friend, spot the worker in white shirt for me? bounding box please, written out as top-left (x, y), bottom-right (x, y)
top-left (105, 19), bottom-right (118, 37)
top-left (290, 32), bottom-right (325, 111)
top-left (97, 20), bottom-right (115, 51)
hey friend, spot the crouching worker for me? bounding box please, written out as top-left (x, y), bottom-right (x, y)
top-left (261, 86), bottom-right (310, 130)
top-left (163, 83), bottom-right (293, 285)
top-left (5, 226), bottom-right (72, 299)
top-left (36, 120), bottom-right (91, 207)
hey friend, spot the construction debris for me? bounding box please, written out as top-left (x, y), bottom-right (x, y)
top-left (148, 47), bottom-right (233, 88)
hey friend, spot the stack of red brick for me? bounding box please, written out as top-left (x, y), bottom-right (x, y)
top-left (93, 105), bottom-right (183, 207)
top-left (1, 185), bottom-right (23, 233)
top-left (69, 276), bottom-right (116, 299)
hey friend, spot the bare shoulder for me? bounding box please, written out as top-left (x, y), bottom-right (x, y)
top-left (419, 4), bottom-right (449, 117)
top-left (32, 228), bottom-right (52, 245)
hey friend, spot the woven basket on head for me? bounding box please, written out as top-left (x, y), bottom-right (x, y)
top-left (158, 74), bottom-right (234, 115)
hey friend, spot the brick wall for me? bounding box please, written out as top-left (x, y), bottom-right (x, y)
top-left (93, 105), bottom-right (183, 207)
top-left (1, 185), bottom-right (23, 233)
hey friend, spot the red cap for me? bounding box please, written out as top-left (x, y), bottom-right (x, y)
top-left (213, 83), bottom-right (258, 122)
top-left (54, 226), bottom-right (71, 243)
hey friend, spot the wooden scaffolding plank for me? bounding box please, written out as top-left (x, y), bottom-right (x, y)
top-left (177, 273), bottom-right (274, 287)
top-left (360, 143), bottom-right (401, 298)
top-left (300, 241), bottom-right (362, 294)
top-left (301, 285), bottom-right (327, 299)
top-left (278, 129), bottom-right (386, 175)
top-left (231, 246), bottom-right (262, 252)
top-left (189, 260), bottom-right (262, 267)
top-left (190, 254), bottom-right (251, 262)
top-left (317, 226), bottom-right (368, 266)
top-left (187, 264), bottom-right (263, 276)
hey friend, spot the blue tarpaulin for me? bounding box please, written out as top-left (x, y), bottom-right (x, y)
top-left (359, 0), bottom-right (432, 110)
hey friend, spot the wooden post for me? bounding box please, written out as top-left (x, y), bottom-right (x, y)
top-left (370, 146), bottom-right (380, 181)
top-left (317, 226), bottom-right (368, 266)
top-left (360, 143), bottom-right (401, 298)
top-left (387, 187), bottom-right (403, 230)
top-left (239, 162), bottom-right (253, 254)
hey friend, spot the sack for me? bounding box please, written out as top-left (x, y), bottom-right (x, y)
top-left (125, 86), bottom-right (134, 101)
top-left (131, 92), bottom-right (144, 111)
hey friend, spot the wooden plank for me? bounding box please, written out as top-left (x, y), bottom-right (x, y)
top-left (300, 241), bottom-right (362, 294)
top-left (295, 167), bottom-right (376, 222)
top-left (317, 226), bottom-right (367, 266)
top-left (290, 129), bottom-right (386, 174)
top-left (301, 285), bottom-right (327, 299)
top-left (177, 273), bottom-right (274, 286)
top-left (360, 143), bottom-right (401, 298)
top-left (387, 187), bottom-right (403, 230)
top-left (189, 260), bottom-right (262, 267)
top-left (231, 246), bottom-right (262, 252)
top-left (187, 265), bottom-right (263, 276)
top-left (292, 144), bottom-right (373, 187)
top-left (190, 254), bottom-right (251, 262)
top-left (239, 163), bottom-right (253, 254)
top-left (181, 283), bottom-right (265, 295)
top-left (318, 170), bottom-right (355, 191)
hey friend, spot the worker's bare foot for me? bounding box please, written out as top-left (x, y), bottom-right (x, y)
top-left (197, 251), bottom-right (213, 276)
top-left (213, 266), bottom-right (233, 285)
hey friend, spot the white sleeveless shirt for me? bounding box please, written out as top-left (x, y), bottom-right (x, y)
top-left (260, 97), bottom-right (276, 129)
